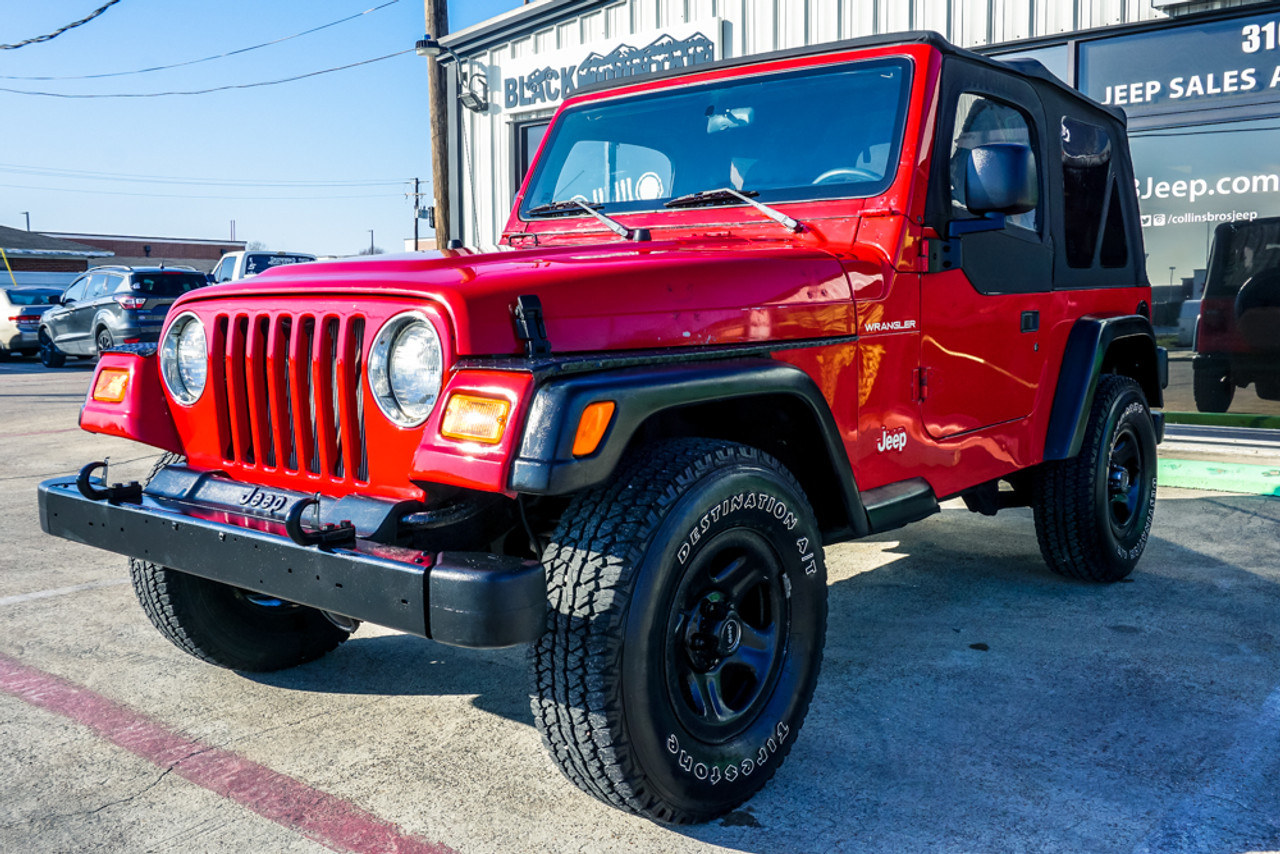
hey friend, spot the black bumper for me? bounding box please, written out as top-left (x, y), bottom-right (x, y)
top-left (37, 476), bottom-right (546, 649)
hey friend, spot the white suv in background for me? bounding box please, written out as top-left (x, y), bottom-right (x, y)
top-left (211, 250), bottom-right (316, 283)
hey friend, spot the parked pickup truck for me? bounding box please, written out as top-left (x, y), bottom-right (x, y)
top-left (39, 31), bottom-right (1165, 823)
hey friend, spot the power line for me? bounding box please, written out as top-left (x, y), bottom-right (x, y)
top-left (0, 182), bottom-right (400, 201)
top-left (0, 0), bottom-right (401, 81)
top-left (1, 0), bottom-right (123, 50)
top-left (0, 49), bottom-right (414, 98)
top-left (0, 162), bottom-right (409, 188)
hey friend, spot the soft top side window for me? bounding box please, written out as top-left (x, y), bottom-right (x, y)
top-left (950, 93), bottom-right (1039, 233)
top-left (1062, 116), bottom-right (1129, 269)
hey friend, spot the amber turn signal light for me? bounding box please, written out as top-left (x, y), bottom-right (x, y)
top-left (572, 401), bottom-right (615, 457)
top-left (440, 394), bottom-right (511, 444)
top-left (92, 368), bottom-right (130, 403)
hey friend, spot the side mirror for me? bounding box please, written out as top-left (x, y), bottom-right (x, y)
top-left (965, 143), bottom-right (1037, 215)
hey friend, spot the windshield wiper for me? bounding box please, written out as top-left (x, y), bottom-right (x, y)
top-left (664, 187), bottom-right (803, 233)
top-left (526, 199), bottom-right (649, 241)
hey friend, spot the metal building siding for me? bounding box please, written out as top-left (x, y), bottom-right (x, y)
top-left (454, 0), bottom-right (1265, 245)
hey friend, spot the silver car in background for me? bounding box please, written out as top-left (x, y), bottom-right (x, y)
top-left (0, 286), bottom-right (63, 360)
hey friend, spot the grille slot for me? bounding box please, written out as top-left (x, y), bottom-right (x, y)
top-left (213, 310), bottom-right (367, 483)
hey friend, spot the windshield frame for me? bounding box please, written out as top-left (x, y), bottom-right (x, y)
top-left (518, 55), bottom-right (914, 222)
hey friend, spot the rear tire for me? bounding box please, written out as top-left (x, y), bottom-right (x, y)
top-left (1255, 378), bottom-right (1280, 401)
top-left (95, 326), bottom-right (113, 356)
top-left (1033, 375), bottom-right (1157, 582)
top-left (38, 331), bottom-right (65, 368)
top-left (531, 439), bottom-right (827, 823)
top-left (1193, 363), bottom-right (1233, 412)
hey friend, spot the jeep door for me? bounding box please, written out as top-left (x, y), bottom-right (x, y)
top-left (921, 63), bottom-right (1052, 438)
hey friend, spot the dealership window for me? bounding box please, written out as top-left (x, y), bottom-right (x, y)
top-left (1129, 119), bottom-right (1280, 306)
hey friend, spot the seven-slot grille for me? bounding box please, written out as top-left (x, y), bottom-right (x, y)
top-left (210, 311), bottom-right (369, 483)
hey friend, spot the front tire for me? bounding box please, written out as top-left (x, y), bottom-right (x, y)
top-left (531, 439), bottom-right (827, 823)
top-left (129, 451), bottom-right (351, 672)
top-left (1033, 375), bottom-right (1157, 582)
top-left (129, 561), bottom-right (350, 672)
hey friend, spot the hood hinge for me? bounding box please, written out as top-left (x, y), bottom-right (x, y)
top-left (513, 294), bottom-right (551, 357)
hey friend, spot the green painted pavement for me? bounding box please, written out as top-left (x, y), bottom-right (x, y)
top-left (1159, 458), bottom-right (1280, 496)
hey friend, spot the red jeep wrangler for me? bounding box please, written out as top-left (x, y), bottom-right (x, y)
top-left (40, 32), bottom-right (1165, 823)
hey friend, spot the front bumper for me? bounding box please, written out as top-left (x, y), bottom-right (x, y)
top-left (38, 471), bottom-right (546, 649)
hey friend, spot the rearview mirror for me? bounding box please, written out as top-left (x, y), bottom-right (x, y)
top-left (964, 143), bottom-right (1037, 215)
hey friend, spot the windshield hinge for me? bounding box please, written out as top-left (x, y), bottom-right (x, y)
top-left (513, 294), bottom-right (551, 357)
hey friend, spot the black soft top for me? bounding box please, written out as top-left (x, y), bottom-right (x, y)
top-left (571, 30), bottom-right (1124, 126)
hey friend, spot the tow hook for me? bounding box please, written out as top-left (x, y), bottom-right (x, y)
top-left (284, 496), bottom-right (358, 550)
top-left (76, 461), bottom-right (142, 505)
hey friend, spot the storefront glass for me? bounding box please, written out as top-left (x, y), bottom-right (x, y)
top-left (1129, 120), bottom-right (1280, 415)
top-left (1073, 10), bottom-right (1280, 419)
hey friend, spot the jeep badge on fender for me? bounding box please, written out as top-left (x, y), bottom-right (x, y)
top-left (39, 31), bottom-right (1165, 824)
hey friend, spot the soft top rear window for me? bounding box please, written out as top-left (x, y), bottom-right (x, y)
top-left (5, 288), bottom-right (61, 305)
top-left (125, 273), bottom-right (208, 296)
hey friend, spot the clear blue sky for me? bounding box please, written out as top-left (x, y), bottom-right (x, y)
top-left (0, 1), bottom-right (520, 256)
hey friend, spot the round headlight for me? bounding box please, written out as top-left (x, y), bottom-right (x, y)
top-left (160, 312), bottom-right (207, 406)
top-left (369, 312), bottom-right (443, 427)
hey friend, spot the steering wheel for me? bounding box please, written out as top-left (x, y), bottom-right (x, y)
top-left (812, 167), bottom-right (880, 185)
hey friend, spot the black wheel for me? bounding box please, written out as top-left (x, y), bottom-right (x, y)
top-left (95, 326), bottom-right (113, 355)
top-left (1033, 375), bottom-right (1157, 582)
top-left (531, 439), bottom-right (827, 823)
top-left (129, 451), bottom-right (351, 672)
top-left (0, 348), bottom-right (10, 362)
top-left (1193, 363), bottom-right (1233, 412)
top-left (38, 330), bottom-right (65, 368)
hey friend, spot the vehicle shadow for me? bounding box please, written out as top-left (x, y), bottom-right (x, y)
top-left (253, 494), bottom-right (1280, 853)
top-left (247, 632), bottom-right (532, 724)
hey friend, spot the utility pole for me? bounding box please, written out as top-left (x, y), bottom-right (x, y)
top-left (20, 211), bottom-right (30, 231)
top-left (414, 177), bottom-right (420, 249)
top-left (425, 0), bottom-right (451, 245)
top-left (369, 230), bottom-right (375, 254)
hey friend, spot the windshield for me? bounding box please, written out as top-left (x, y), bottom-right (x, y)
top-left (4, 288), bottom-right (61, 306)
top-left (244, 253), bottom-right (315, 276)
top-left (125, 273), bottom-right (208, 296)
top-left (520, 58), bottom-right (912, 219)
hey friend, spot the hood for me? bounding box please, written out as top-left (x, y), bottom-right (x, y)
top-left (182, 239), bottom-right (855, 356)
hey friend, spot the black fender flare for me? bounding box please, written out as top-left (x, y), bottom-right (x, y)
top-left (1043, 315), bottom-right (1166, 461)
top-left (509, 358), bottom-right (869, 540)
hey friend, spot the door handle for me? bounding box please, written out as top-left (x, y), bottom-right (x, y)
top-left (1020, 310), bottom-right (1039, 333)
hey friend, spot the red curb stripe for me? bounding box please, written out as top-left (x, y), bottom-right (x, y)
top-left (0, 652), bottom-right (454, 854)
